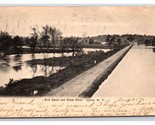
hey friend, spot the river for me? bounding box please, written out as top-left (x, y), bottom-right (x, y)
top-left (0, 48), bottom-right (110, 86)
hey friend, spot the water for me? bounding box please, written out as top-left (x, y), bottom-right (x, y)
top-left (93, 45), bottom-right (155, 97)
top-left (0, 48), bottom-right (110, 86)
top-left (0, 53), bottom-right (67, 86)
top-left (83, 48), bottom-right (110, 54)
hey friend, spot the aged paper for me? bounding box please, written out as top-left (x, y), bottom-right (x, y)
top-left (0, 97), bottom-right (155, 117)
top-left (0, 6), bottom-right (155, 117)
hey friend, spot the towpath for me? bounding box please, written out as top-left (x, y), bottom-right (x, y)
top-left (47, 45), bottom-right (132, 97)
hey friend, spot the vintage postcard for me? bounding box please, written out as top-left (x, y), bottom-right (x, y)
top-left (0, 6), bottom-right (155, 118)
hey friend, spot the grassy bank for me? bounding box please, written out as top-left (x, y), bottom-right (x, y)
top-left (0, 46), bottom-right (126, 96)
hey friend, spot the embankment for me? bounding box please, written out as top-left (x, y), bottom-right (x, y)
top-left (80, 44), bottom-right (133, 97)
top-left (0, 47), bottom-right (122, 96)
top-left (47, 44), bottom-right (133, 97)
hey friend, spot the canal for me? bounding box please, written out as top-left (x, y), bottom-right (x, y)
top-left (93, 44), bottom-right (155, 97)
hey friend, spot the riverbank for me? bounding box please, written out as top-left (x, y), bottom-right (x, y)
top-left (0, 46), bottom-right (127, 96)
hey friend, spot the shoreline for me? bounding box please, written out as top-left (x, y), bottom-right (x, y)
top-left (0, 46), bottom-right (128, 96)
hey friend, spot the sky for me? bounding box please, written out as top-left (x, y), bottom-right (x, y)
top-left (0, 6), bottom-right (155, 37)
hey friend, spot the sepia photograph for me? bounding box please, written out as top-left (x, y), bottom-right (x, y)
top-left (0, 6), bottom-right (155, 118)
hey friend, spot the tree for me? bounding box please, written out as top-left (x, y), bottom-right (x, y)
top-left (106, 35), bottom-right (111, 42)
top-left (144, 39), bottom-right (150, 46)
top-left (48, 26), bottom-right (62, 54)
top-left (39, 25), bottom-right (62, 55)
top-left (113, 38), bottom-right (121, 49)
top-left (40, 25), bottom-right (62, 54)
top-left (67, 37), bottom-right (83, 56)
top-left (89, 38), bottom-right (95, 44)
top-left (60, 37), bottom-right (69, 57)
top-left (107, 36), bottom-right (116, 50)
top-left (39, 25), bottom-right (50, 52)
top-left (0, 31), bottom-right (12, 56)
top-left (127, 35), bottom-right (134, 42)
top-left (153, 48), bottom-right (155, 53)
top-left (12, 36), bottom-right (23, 56)
top-left (28, 28), bottom-right (38, 53)
top-left (117, 38), bottom-right (121, 44)
top-left (152, 37), bottom-right (155, 46)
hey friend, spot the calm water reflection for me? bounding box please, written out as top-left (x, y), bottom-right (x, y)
top-left (0, 48), bottom-right (110, 86)
top-left (83, 48), bottom-right (110, 54)
top-left (153, 48), bottom-right (155, 53)
top-left (0, 53), bottom-right (67, 86)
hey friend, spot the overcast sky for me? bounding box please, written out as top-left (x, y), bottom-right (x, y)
top-left (0, 6), bottom-right (155, 37)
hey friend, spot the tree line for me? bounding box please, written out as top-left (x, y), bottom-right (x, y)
top-left (144, 38), bottom-right (155, 46)
top-left (106, 35), bottom-right (125, 50)
top-left (0, 25), bottom-right (84, 57)
top-left (0, 31), bottom-right (23, 56)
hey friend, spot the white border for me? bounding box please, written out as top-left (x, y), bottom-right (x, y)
top-left (0, 0), bottom-right (155, 125)
top-left (0, 121), bottom-right (155, 125)
top-left (0, 0), bottom-right (155, 5)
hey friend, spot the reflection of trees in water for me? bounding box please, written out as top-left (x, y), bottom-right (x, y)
top-left (44, 64), bottom-right (48, 77)
top-left (31, 54), bottom-right (35, 59)
top-left (0, 63), bottom-right (10, 73)
top-left (12, 65), bottom-right (22, 72)
top-left (0, 54), bottom-right (24, 73)
top-left (12, 55), bottom-right (23, 72)
top-left (27, 54), bottom-right (56, 77)
top-left (27, 57), bottom-right (38, 77)
top-left (153, 48), bottom-right (155, 53)
top-left (41, 59), bottom-right (52, 77)
top-left (30, 64), bottom-right (37, 77)
top-left (39, 59), bottom-right (56, 77)
top-left (13, 55), bottom-right (22, 62)
top-left (0, 55), bottom-right (11, 73)
top-left (0, 55), bottom-right (11, 64)
top-left (31, 54), bottom-right (38, 77)
top-left (49, 66), bottom-right (55, 76)
top-left (27, 56), bottom-right (64, 78)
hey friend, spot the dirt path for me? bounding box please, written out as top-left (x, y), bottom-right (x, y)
top-left (47, 45), bottom-right (133, 97)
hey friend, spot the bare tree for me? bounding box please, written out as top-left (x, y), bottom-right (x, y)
top-left (60, 37), bottom-right (69, 57)
top-left (0, 31), bottom-right (12, 56)
top-left (106, 36), bottom-right (116, 50)
top-left (39, 25), bottom-right (50, 52)
top-left (49, 26), bottom-right (62, 55)
top-left (28, 27), bottom-right (38, 53)
top-left (39, 25), bottom-right (62, 55)
top-left (66, 37), bottom-right (83, 57)
top-left (12, 35), bottom-right (23, 56)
